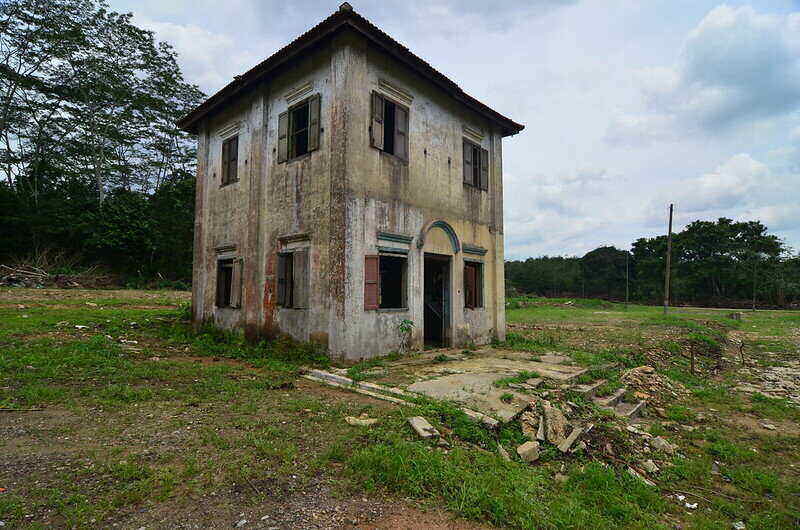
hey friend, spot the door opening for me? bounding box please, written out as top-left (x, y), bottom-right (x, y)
top-left (424, 253), bottom-right (451, 347)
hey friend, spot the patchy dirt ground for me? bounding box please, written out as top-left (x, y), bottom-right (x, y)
top-left (2, 289), bottom-right (799, 529)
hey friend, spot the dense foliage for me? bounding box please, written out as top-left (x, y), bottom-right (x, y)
top-left (507, 218), bottom-right (800, 307)
top-left (0, 0), bottom-right (204, 283)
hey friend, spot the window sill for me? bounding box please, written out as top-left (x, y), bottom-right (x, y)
top-left (215, 305), bottom-right (241, 310)
top-left (464, 307), bottom-right (485, 311)
top-left (281, 152), bottom-right (313, 165)
top-left (278, 306), bottom-right (309, 311)
top-left (373, 307), bottom-right (409, 312)
top-left (374, 147), bottom-right (408, 165)
top-left (219, 180), bottom-right (240, 188)
top-left (463, 183), bottom-right (487, 192)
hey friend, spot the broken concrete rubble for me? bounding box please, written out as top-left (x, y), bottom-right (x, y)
top-left (516, 441), bottom-right (540, 462)
top-left (542, 401), bottom-right (568, 444)
top-left (408, 416), bottom-right (440, 439)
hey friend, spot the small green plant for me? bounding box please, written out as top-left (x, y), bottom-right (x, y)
top-left (397, 319), bottom-right (415, 354)
top-left (500, 392), bottom-right (514, 403)
top-left (494, 371), bottom-right (540, 388)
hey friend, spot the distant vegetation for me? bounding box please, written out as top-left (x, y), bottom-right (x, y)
top-left (506, 218), bottom-right (800, 308)
top-left (0, 0), bottom-right (204, 286)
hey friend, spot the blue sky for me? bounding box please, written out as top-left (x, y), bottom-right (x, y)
top-left (110, 1), bottom-right (800, 259)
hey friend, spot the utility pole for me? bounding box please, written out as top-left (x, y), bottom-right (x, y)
top-left (663, 204), bottom-right (674, 315)
top-left (625, 251), bottom-right (630, 310)
top-left (752, 254), bottom-right (758, 312)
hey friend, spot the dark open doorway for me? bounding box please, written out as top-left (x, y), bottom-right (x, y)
top-left (424, 253), bottom-right (451, 347)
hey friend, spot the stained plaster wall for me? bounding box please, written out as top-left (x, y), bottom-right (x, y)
top-left (192, 30), bottom-right (508, 361)
top-left (332, 35), bottom-right (506, 360)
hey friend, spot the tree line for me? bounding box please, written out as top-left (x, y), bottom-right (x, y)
top-left (506, 218), bottom-right (800, 308)
top-left (0, 0), bottom-right (204, 284)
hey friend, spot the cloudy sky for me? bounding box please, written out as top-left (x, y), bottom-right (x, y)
top-left (110, 0), bottom-right (800, 259)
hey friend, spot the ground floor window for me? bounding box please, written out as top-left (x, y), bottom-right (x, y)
top-left (278, 249), bottom-right (309, 309)
top-left (364, 254), bottom-right (407, 309)
top-left (464, 261), bottom-right (483, 309)
top-left (216, 257), bottom-right (241, 308)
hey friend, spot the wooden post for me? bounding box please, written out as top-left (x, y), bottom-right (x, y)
top-left (625, 251), bottom-right (630, 311)
top-left (663, 204), bottom-right (673, 316)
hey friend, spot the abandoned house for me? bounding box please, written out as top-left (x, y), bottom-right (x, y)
top-left (177, 3), bottom-right (524, 360)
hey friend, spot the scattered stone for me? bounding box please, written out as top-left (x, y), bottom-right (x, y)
top-left (627, 466), bottom-right (655, 486)
top-left (554, 473), bottom-right (568, 484)
top-left (408, 416), bottom-right (440, 439)
top-left (760, 423), bottom-right (776, 431)
top-left (641, 459), bottom-right (659, 474)
top-left (542, 402), bottom-right (567, 444)
top-left (345, 416), bottom-right (378, 427)
top-left (516, 441), bottom-right (540, 462)
top-left (732, 522), bottom-right (746, 530)
top-left (234, 519), bottom-right (247, 528)
top-left (650, 436), bottom-right (677, 454)
top-left (497, 444), bottom-right (511, 462)
top-left (557, 425), bottom-right (583, 453)
top-left (626, 425), bottom-right (651, 437)
top-left (536, 414), bottom-right (546, 441)
top-left (570, 441), bottom-right (586, 454)
top-left (685, 502), bottom-right (698, 509)
top-left (520, 411), bottom-right (538, 440)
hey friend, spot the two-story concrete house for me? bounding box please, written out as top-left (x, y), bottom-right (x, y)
top-left (177, 3), bottom-right (523, 360)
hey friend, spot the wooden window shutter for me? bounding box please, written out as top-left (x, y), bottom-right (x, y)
top-left (464, 264), bottom-right (475, 309)
top-left (292, 249), bottom-right (309, 308)
top-left (230, 258), bottom-right (243, 308)
top-left (463, 140), bottom-right (473, 185)
top-left (394, 105), bottom-right (408, 160)
top-left (221, 139), bottom-right (229, 184)
top-left (229, 136), bottom-right (238, 182)
top-left (479, 148), bottom-right (489, 190)
top-left (277, 254), bottom-right (288, 306)
top-left (277, 111), bottom-right (289, 163)
top-left (364, 255), bottom-right (379, 310)
top-left (307, 94), bottom-right (321, 153)
top-left (370, 92), bottom-right (384, 150)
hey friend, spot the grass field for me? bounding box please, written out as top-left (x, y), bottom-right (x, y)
top-left (1, 289), bottom-right (798, 529)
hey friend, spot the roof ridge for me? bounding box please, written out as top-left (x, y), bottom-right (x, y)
top-left (177, 5), bottom-right (524, 136)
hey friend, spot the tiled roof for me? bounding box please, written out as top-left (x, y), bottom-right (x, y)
top-left (177, 3), bottom-right (524, 137)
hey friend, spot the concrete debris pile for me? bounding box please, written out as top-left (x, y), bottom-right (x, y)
top-left (620, 365), bottom-right (686, 407)
top-left (736, 360), bottom-right (800, 405)
top-left (515, 400), bottom-right (592, 462)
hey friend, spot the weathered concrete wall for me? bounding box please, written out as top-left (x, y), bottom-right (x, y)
top-left (332, 34), bottom-right (506, 360)
top-left (192, 29), bottom-right (508, 361)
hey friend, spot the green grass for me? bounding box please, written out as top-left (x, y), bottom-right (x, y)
top-left (347, 439), bottom-right (668, 529)
top-left (493, 370), bottom-right (540, 388)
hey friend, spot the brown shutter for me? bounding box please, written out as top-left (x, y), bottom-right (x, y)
top-left (394, 105), bottom-right (408, 161)
top-left (229, 136), bottom-right (238, 182)
top-left (221, 139), bottom-right (229, 184)
top-left (230, 257), bottom-right (242, 308)
top-left (464, 264), bottom-right (475, 309)
top-left (370, 92), bottom-right (384, 150)
top-left (463, 140), bottom-right (473, 185)
top-left (307, 94), bottom-right (321, 152)
top-left (277, 111), bottom-right (289, 163)
top-left (277, 254), bottom-right (287, 306)
top-left (480, 148), bottom-right (489, 191)
top-left (364, 255), bottom-right (379, 310)
top-left (292, 249), bottom-right (309, 309)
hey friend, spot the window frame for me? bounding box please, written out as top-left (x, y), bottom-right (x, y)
top-left (364, 253), bottom-right (409, 311)
top-left (278, 94), bottom-right (321, 164)
top-left (464, 260), bottom-right (484, 309)
top-left (220, 135), bottom-right (239, 187)
top-left (462, 137), bottom-right (489, 191)
top-left (216, 256), bottom-right (242, 309)
top-left (370, 91), bottom-right (409, 162)
top-left (277, 248), bottom-right (310, 309)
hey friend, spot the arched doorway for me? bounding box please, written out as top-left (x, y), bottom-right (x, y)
top-left (418, 221), bottom-right (459, 347)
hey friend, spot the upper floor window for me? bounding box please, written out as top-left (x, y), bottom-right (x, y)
top-left (221, 135), bottom-right (239, 186)
top-left (463, 138), bottom-right (489, 191)
top-left (370, 92), bottom-right (408, 161)
top-left (278, 94), bottom-right (321, 163)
